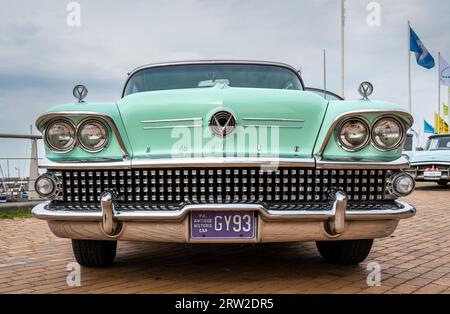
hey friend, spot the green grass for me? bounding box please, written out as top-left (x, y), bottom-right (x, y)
top-left (0, 209), bottom-right (33, 219)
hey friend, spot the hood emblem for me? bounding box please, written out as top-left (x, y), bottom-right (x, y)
top-left (73, 84), bottom-right (88, 103)
top-left (358, 81), bottom-right (374, 101)
top-left (209, 111), bottom-right (236, 137)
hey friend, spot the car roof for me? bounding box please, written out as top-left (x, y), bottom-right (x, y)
top-left (429, 134), bottom-right (450, 139)
top-left (127, 60), bottom-right (301, 77)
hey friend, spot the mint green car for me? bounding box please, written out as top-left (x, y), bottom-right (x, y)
top-left (32, 60), bottom-right (416, 267)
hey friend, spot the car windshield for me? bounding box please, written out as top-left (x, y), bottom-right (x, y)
top-left (123, 64), bottom-right (303, 96)
top-left (425, 137), bottom-right (450, 151)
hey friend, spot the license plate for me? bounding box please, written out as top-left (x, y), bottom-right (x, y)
top-left (190, 211), bottom-right (256, 240)
top-left (424, 171), bottom-right (442, 180)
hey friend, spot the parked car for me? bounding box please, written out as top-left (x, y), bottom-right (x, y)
top-left (405, 134), bottom-right (450, 186)
top-left (32, 60), bottom-right (416, 267)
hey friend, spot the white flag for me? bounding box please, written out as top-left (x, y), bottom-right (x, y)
top-left (440, 55), bottom-right (450, 86)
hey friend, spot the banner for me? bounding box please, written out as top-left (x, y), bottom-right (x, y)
top-left (440, 55), bottom-right (450, 86)
top-left (435, 113), bottom-right (449, 134)
top-left (424, 120), bottom-right (436, 134)
top-left (410, 27), bottom-right (435, 69)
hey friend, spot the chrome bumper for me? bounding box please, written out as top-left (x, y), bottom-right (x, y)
top-left (32, 193), bottom-right (416, 243)
top-left (32, 200), bottom-right (416, 223)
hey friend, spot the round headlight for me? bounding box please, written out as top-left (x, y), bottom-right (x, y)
top-left (372, 117), bottom-right (404, 151)
top-left (78, 120), bottom-right (109, 152)
top-left (338, 118), bottom-right (370, 151)
top-left (35, 174), bottom-right (57, 198)
top-left (391, 173), bottom-right (415, 197)
top-left (45, 120), bottom-right (76, 152)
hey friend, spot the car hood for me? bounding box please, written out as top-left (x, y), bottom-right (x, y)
top-left (407, 150), bottom-right (450, 164)
top-left (117, 86), bottom-right (328, 159)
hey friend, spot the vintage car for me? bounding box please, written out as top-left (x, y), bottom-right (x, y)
top-left (32, 60), bottom-right (416, 267)
top-left (405, 134), bottom-right (450, 186)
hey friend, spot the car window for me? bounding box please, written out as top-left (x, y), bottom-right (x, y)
top-left (123, 64), bottom-right (303, 96)
top-left (404, 135), bottom-right (414, 151)
top-left (425, 137), bottom-right (450, 150)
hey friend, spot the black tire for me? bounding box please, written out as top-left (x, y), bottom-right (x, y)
top-left (316, 239), bottom-right (374, 265)
top-left (72, 240), bottom-right (117, 267)
top-left (437, 181), bottom-right (448, 186)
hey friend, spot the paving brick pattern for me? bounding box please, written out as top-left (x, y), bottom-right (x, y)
top-left (1, 183), bottom-right (449, 294)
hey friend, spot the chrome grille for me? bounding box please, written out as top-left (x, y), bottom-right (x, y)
top-left (52, 168), bottom-right (393, 204)
top-left (407, 164), bottom-right (450, 177)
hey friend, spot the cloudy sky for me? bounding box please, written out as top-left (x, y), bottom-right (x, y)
top-left (1, 0), bottom-right (449, 179)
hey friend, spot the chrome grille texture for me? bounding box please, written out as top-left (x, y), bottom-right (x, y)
top-left (52, 168), bottom-right (393, 204)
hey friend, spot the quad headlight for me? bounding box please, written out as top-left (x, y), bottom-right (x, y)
top-left (337, 118), bottom-right (370, 151)
top-left (45, 120), bottom-right (76, 152)
top-left (44, 118), bottom-right (109, 153)
top-left (372, 117), bottom-right (405, 151)
top-left (78, 119), bottom-right (109, 152)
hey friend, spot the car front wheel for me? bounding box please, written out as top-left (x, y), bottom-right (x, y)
top-left (72, 240), bottom-right (117, 267)
top-left (316, 239), bottom-right (374, 265)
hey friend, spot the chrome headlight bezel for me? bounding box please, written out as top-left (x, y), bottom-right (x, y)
top-left (44, 119), bottom-right (77, 153)
top-left (388, 172), bottom-right (415, 198)
top-left (371, 117), bottom-right (406, 152)
top-left (337, 117), bottom-right (371, 152)
top-left (34, 173), bottom-right (61, 199)
top-left (77, 119), bottom-right (110, 153)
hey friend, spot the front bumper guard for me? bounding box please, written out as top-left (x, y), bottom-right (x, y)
top-left (33, 194), bottom-right (415, 224)
top-left (32, 191), bottom-right (416, 242)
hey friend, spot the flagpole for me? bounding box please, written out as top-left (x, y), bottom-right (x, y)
top-left (438, 52), bottom-right (441, 134)
top-left (323, 49), bottom-right (327, 98)
top-left (340, 0), bottom-right (345, 99)
top-left (408, 20), bottom-right (412, 114)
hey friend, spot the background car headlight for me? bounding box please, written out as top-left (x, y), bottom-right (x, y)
top-left (372, 117), bottom-right (405, 151)
top-left (45, 120), bottom-right (76, 152)
top-left (337, 118), bottom-right (370, 151)
top-left (78, 119), bottom-right (109, 152)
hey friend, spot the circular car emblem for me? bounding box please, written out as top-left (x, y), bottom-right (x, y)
top-left (358, 81), bottom-right (374, 100)
top-left (209, 111), bottom-right (237, 137)
top-left (73, 84), bottom-right (88, 103)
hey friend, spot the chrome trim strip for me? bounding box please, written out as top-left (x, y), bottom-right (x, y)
top-left (39, 159), bottom-right (131, 170)
top-left (38, 156), bottom-right (411, 170)
top-left (39, 158), bottom-right (316, 169)
top-left (316, 156), bottom-right (410, 170)
top-left (141, 118), bottom-right (202, 124)
top-left (410, 162), bottom-right (450, 166)
top-left (131, 158), bottom-right (316, 169)
top-left (142, 125), bottom-right (202, 130)
top-left (36, 112), bottom-right (130, 159)
top-left (316, 110), bottom-right (414, 157)
top-left (242, 125), bottom-right (304, 129)
top-left (242, 118), bottom-right (305, 123)
top-left (32, 200), bottom-right (416, 223)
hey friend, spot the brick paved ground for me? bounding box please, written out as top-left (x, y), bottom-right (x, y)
top-left (1, 183), bottom-right (449, 294)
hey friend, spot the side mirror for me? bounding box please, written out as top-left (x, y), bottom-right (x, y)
top-left (415, 147), bottom-right (424, 151)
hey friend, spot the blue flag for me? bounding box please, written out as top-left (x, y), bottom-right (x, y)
top-left (410, 27), bottom-right (435, 69)
top-left (424, 120), bottom-right (436, 134)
